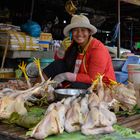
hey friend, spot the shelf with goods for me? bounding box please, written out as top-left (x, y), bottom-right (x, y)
top-left (0, 30), bottom-right (56, 71)
top-left (0, 30), bottom-right (56, 80)
top-left (0, 30), bottom-right (55, 58)
top-left (0, 49), bottom-right (55, 80)
top-left (0, 49), bottom-right (54, 59)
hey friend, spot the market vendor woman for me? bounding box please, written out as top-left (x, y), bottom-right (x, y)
top-left (42, 14), bottom-right (116, 89)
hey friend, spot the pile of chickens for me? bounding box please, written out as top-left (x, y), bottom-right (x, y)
top-left (89, 75), bottom-right (137, 112)
top-left (0, 58), bottom-right (137, 139)
top-left (0, 58), bottom-right (56, 119)
top-left (30, 75), bottom-right (137, 139)
top-left (0, 80), bottom-right (29, 90)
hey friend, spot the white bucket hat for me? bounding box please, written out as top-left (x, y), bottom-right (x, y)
top-left (63, 14), bottom-right (97, 37)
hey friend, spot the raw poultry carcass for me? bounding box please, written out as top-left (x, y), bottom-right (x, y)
top-left (96, 75), bottom-right (105, 101)
top-left (111, 82), bottom-right (137, 111)
top-left (81, 75), bottom-right (117, 135)
top-left (81, 104), bottom-right (115, 135)
top-left (81, 94), bottom-right (117, 135)
top-left (0, 96), bottom-right (16, 119)
top-left (81, 105), bottom-right (100, 134)
top-left (0, 89), bottom-right (32, 119)
top-left (55, 101), bottom-right (66, 132)
top-left (99, 102), bottom-right (117, 126)
top-left (81, 102), bottom-right (116, 135)
top-left (103, 85), bottom-right (113, 102)
top-left (88, 91), bottom-right (100, 108)
top-left (82, 126), bottom-right (114, 135)
top-left (80, 94), bottom-right (89, 124)
top-left (31, 101), bottom-right (66, 139)
top-left (0, 80), bottom-right (29, 90)
top-left (63, 95), bottom-right (77, 109)
top-left (31, 109), bottom-right (62, 140)
top-left (45, 99), bottom-right (66, 132)
top-left (65, 97), bottom-right (83, 133)
top-left (44, 96), bottom-right (77, 116)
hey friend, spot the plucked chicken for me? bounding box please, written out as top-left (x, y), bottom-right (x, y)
top-left (65, 100), bottom-right (82, 132)
top-left (31, 109), bottom-right (61, 139)
top-left (31, 100), bottom-right (66, 139)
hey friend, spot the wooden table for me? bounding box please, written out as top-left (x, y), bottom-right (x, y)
top-left (117, 114), bottom-right (140, 132)
top-left (1, 114), bottom-right (140, 140)
top-left (0, 123), bottom-right (34, 140)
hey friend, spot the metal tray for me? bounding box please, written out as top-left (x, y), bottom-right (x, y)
top-left (54, 88), bottom-right (87, 100)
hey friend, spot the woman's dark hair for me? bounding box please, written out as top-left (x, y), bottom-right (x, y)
top-left (64, 41), bottom-right (79, 72)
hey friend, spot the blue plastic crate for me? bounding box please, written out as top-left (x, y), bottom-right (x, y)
top-left (27, 58), bottom-right (54, 69)
top-left (122, 56), bottom-right (140, 73)
top-left (115, 71), bottom-right (128, 84)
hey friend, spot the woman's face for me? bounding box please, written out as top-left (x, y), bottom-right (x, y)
top-left (72, 27), bottom-right (91, 46)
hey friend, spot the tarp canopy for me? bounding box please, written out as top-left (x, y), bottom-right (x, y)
top-left (121, 0), bottom-right (140, 6)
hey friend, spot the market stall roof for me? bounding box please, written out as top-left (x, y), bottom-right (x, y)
top-left (0, 0), bottom-right (139, 25)
top-left (0, 0), bottom-right (139, 43)
top-left (121, 0), bottom-right (140, 6)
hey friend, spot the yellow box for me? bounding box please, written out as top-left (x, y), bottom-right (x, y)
top-left (0, 68), bottom-right (15, 79)
top-left (40, 33), bottom-right (52, 41)
top-left (39, 33), bottom-right (52, 48)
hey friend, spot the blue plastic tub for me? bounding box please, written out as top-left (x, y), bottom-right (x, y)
top-left (27, 58), bottom-right (54, 69)
top-left (115, 71), bottom-right (128, 84)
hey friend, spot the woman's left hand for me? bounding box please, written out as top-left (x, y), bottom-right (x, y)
top-left (53, 72), bottom-right (77, 83)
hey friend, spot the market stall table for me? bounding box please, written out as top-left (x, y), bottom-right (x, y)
top-left (0, 114), bottom-right (140, 140)
top-left (0, 122), bottom-right (34, 140)
top-left (0, 50), bottom-right (54, 59)
top-left (117, 114), bottom-right (140, 131)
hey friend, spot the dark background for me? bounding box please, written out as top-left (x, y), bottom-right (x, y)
top-left (0, 0), bottom-right (140, 50)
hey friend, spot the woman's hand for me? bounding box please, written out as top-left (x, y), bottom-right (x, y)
top-left (53, 72), bottom-right (77, 83)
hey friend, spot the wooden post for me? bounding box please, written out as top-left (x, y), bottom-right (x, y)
top-left (1, 35), bottom-right (9, 69)
top-left (117, 0), bottom-right (121, 58)
top-left (29, 0), bottom-right (34, 21)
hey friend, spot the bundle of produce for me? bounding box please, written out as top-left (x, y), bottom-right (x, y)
top-left (4, 107), bottom-right (45, 129)
top-left (0, 30), bottom-right (40, 50)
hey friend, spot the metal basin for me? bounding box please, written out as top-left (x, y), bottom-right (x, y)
top-left (54, 88), bottom-right (87, 100)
